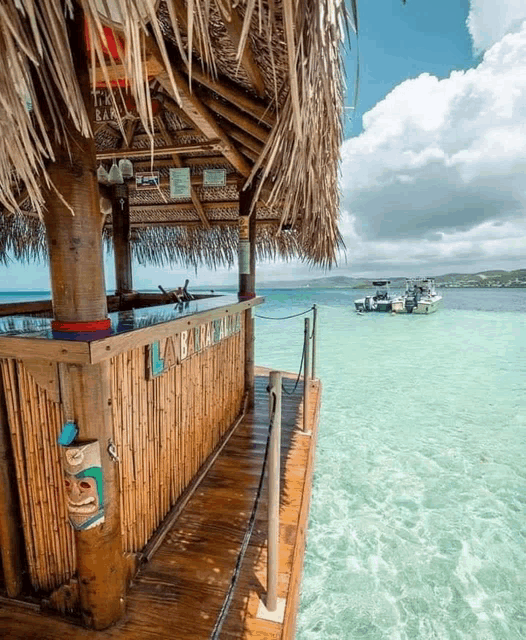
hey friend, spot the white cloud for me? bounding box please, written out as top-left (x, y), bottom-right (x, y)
top-left (468, 0), bottom-right (526, 52)
top-left (339, 22), bottom-right (526, 276)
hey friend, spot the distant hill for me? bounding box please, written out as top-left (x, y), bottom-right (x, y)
top-left (258, 269), bottom-right (526, 289)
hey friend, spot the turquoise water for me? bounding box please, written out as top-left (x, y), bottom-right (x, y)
top-left (1, 288), bottom-right (525, 638)
top-left (254, 289), bottom-right (526, 640)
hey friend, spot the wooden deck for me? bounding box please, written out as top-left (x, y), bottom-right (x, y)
top-left (0, 367), bottom-right (321, 640)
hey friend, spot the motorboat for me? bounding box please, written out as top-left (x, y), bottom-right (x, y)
top-left (391, 278), bottom-right (442, 314)
top-left (355, 281), bottom-right (394, 312)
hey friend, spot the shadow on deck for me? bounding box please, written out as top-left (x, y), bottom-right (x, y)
top-left (0, 367), bottom-right (321, 640)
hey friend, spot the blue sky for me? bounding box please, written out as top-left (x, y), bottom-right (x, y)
top-left (1, 0), bottom-right (526, 290)
top-left (345, 0), bottom-right (474, 138)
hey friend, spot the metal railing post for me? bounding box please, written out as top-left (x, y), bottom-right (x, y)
top-left (267, 371), bottom-right (282, 612)
top-left (303, 318), bottom-right (310, 432)
top-left (311, 305), bottom-right (317, 380)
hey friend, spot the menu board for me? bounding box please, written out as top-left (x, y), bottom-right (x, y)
top-left (203, 169), bottom-right (226, 187)
top-left (170, 168), bottom-right (191, 198)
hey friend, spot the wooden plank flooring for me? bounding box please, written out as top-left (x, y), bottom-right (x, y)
top-left (0, 367), bottom-right (321, 640)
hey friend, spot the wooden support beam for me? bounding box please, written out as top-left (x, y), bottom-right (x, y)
top-left (238, 181), bottom-right (257, 409)
top-left (190, 67), bottom-right (276, 127)
top-left (131, 201), bottom-right (242, 213)
top-left (122, 119), bottom-right (138, 149)
top-left (97, 140), bottom-right (224, 160)
top-left (155, 70), bottom-right (252, 177)
top-left (113, 218), bottom-right (282, 229)
top-left (132, 156), bottom-right (230, 171)
top-left (0, 373), bottom-right (24, 598)
top-left (41, 7), bottom-right (126, 629)
top-left (112, 184), bottom-right (133, 294)
top-left (213, 0), bottom-right (266, 98)
top-left (200, 94), bottom-right (270, 144)
top-left (156, 117), bottom-right (211, 229)
top-left (222, 123), bottom-right (264, 156)
top-left (93, 56), bottom-right (164, 85)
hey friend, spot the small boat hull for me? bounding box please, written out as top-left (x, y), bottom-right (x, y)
top-left (412, 297), bottom-right (442, 314)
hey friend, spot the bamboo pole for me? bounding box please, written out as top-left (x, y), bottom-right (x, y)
top-left (303, 318), bottom-right (310, 433)
top-left (311, 305), bottom-right (317, 380)
top-left (267, 371), bottom-right (281, 612)
top-left (0, 363), bottom-right (24, 597)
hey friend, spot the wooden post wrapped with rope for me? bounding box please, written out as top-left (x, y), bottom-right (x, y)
top-left (238, 181), bottom-right (257, 408)
top-left (39, 5), bottom-right (125, 629)
top-left (112, 183), bottom-right (133, 296)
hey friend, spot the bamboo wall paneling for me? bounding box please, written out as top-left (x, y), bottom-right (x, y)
top-left (0, 362), bottom-right (24, 597)
top-left (107, 319), bottom-right (244, 555)
top-left (0, 359), bottom-right (76, 592)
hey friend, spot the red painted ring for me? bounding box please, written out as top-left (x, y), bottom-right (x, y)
top-left (51, 318), bottom-right (111, 332)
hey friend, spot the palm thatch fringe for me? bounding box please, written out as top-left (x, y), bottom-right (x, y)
top-left (103, 223), bottom-right (325, 270)
top-left (0, 211), bottom-right (330, 270)
top-left (0, 214), bottom-right (47, 264)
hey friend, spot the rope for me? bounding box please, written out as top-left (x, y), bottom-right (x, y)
top-left (281, 337), bottom-right (305, 396)
top-left (209, 392), bottom-right (277, 640)
top-left (255, 305), bottom-right (315, 320)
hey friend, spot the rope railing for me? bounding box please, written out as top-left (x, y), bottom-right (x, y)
top-left (255, 305), bottom-right (315, 321)
top-left (209, 305), bottom-right (318, 637)
top-left (209, 391), bottom-right (278, 640)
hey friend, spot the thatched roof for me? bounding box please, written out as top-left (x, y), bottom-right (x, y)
top-left (0, 0), bottom-right (350, 268)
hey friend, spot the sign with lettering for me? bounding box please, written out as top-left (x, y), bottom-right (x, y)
top-left (92, 88), bottom-right (135, 123)
top-left (203, 169), bottom-right (226, 187)
top-left (170, 167), bottom-right (191, 199)
top-left (136, 171), bottom-right (160, 190)
top-left (146, 313), bottom-right (241, 379)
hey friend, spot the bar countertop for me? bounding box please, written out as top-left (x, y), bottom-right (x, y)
top-left (0, 295), bottom-right (261, 340)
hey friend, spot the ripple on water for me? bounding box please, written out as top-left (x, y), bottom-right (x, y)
top-left (254, 295), bottom-right (526, 640)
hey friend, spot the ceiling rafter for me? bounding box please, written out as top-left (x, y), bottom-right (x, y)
top-left (200, 94), bottom-right (269, 144)
top-left (107, 218), bottom-right (282, 229)
top-left (213, 0), bottom-right (266, 98)
top-left (156, 115), bottom-right (211, 229)
top-left (96, 140), bottom-right (224, 160)
top-left (131, 201), bottom-right (248, 213)
top-left (189, 67), bottom-right (275, 127)
top-left (145, 33), bottom-right (252, 178)
top-left (155, 69), bottom-right (252, 178)
top-left (222, 123), bottom-right (263, 156)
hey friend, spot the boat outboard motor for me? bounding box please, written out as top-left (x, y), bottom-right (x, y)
top-left (405, 295), bottom-right (417, 313)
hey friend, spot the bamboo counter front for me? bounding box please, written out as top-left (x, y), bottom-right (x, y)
top-left (0, 295), bottom-right (262, 604)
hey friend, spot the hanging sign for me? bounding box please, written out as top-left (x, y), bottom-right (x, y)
top-left (147, 313), bottom-right (241, 379)
top-left (203, 169), bottom-right (226, 187)
top-left (170, 168), bottom-right (191, 198)
top-left (92, 88), bottom-right (136, 123)
top-left (136, 171), bottom-right (160, 190)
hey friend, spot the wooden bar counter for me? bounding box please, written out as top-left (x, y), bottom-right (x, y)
top-left (0, 368), bottom-right (321, 639)
top-left (0, 295), bottom-right (261, 600)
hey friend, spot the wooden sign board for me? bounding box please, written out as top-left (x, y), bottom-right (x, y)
top-left (170, 168), bottom-right (191, 199)
top-left (136, 172), bottom-right (160, 190)
top-left (146, 313), bottom-right (241, 379)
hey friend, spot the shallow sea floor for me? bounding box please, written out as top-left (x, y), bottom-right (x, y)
top-left (255, 289), bottom-right (526, 640)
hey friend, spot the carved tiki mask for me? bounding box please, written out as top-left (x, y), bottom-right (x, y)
top-left (62, 441), bottom-right (104, 531)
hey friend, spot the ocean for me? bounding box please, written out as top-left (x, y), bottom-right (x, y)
top-left (254, 288), bottom-right (526, 640)
top-left (1, 287), bottom-right (525, 639)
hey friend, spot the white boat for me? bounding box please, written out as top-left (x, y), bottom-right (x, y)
top-left (391, 278), bottom-right (442, 314)
top-left (355, 281), bottom-right (394, 312)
